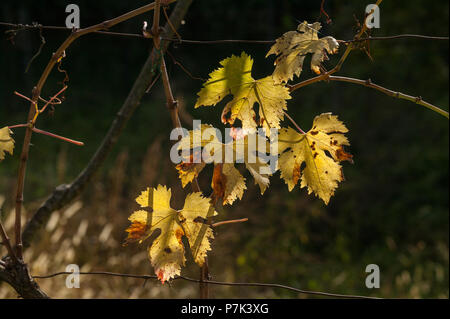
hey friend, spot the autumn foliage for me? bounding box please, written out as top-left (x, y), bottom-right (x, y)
top-left (123, 22), bottom-right (353, 282)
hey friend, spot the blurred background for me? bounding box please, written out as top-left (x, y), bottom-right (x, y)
top-left (0, 0), bottom-right (448, 298)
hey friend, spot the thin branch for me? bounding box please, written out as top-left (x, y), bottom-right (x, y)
top-left (8, 124), bottom-right (29, 130)
top-left (162, 6), bottom-right (182, 42)
top-left (212, 218), bottom-right (248, 228)
top-left (8, 125), bottom-right (83, 145)
top-left (145, 72), bottom-right (161, 93)
top-left (37, 86), bottom-right (68, 117)
top-left (283, 111), bottom-right (306, 134)
top-left (14, 91), bottom-right (35, 104)
top-left (31, 128), bottom-right (84, 146)
top-left (32, 270), bottom-right (381, 299)
top-left (152, 0), bottom-right (162, 37)
top-left (288, 75), bottom-right (323, 92)
top-left (318, 0), bottom-right (332, 24)
top-left (166, 50), bottom-right (206, 81)
top-left (289, 75), bottom-right (449, 119)
top-left (327, 76), bottom-right (449, 119)
top-left (24, 25), bottom-right (45, 73)
top-left (38, 96), bottom-right (62, 106)
top-left (0, 221), bottom-right (17, 261)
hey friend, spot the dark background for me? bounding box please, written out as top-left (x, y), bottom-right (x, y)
top-left (0, 0), bottom-right (448, 298)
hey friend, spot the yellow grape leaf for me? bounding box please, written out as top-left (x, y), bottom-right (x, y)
top-left (124, 185), bottom-right (217, 283)
top-left (278, 113), bottom-right (353, 204)
top-left (266, 21), bottom-right (339, 84)
top-left (0, 127), bottom-right (14, 162)
top-left (195, 52), bottom-right (291, 133)
top-left (176, 125), bottom-right (271, 205)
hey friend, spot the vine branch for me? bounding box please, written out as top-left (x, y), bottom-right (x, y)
top-left (289, 76), bottom-right (449, 119)
top-left (328, 76), bottom-right (449, 118)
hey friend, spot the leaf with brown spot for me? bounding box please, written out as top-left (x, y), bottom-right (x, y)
top-left (124, 185), bottom-right (217, 283)
top-left (278, 113), bottom-right (352, 204)
top-left (176, 124), bottom-right (269, 204)
top-left (266, 21), bottom-right (339, 83)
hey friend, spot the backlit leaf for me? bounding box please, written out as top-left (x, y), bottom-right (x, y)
top-left (266, 21), bottom-right (339, 83)
top-left (124, 185), bottom-right (217, 283)
top-left (176, 125), bottom-right (271, 204)
top-left (278, 113), bottom-right (352, 204)
top-left (195, 52), bottom-right (291, 134)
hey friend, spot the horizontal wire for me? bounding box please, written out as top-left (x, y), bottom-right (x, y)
top-left (1, 22), bottom-right (447, 44)
top-left (33, 270), bottom-right (381, 299)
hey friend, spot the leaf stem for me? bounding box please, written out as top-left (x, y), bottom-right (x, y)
top-left (212, 218), bottom-right (248, 227)
top-left (8, 124), bottom-right (29, 130)
top-left (283, 111), bottom-right (306, 134)
top-left (14, 91), bottom-right (36, 105)
top-left (31, 128), bottom-right (84, 146)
